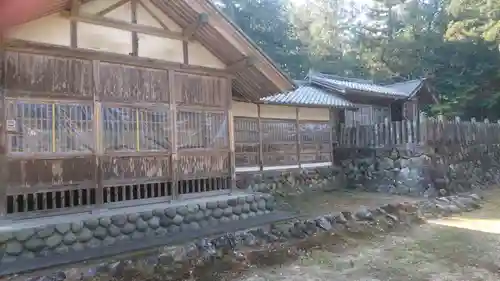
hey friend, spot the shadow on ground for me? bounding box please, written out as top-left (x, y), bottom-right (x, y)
top-left (224, 189), bottom-right (500, 281)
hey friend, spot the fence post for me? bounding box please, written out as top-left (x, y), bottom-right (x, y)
top-left (384, 117), bottom-right (390, 146)
top-left (454, 116), bottom-right (461, 145)
top-left (471, 117), bottom-right (477, 144)
top-left (437, 114), bottom-right (445, 144)
top-left (484, 118), bottom-right (490, 145)
top-left (418, 112), bottom-right (427, 145)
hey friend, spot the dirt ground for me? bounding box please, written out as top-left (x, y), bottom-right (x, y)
top-left (233, 190), bottom-right (500, 281)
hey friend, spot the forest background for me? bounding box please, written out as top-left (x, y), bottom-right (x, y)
top-left (215, 0), bottom-right (500, 119)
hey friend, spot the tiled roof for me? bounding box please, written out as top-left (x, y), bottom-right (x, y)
top-left (310, 73), bottom-right (423, 98)
top-left (260, 85), bottom-right (356, 108)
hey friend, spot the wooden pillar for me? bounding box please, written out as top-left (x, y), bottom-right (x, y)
top-left (92, 60), bottom-right (103, 206)
top-left (227, 82), bottom-right (236, 192)
top-left (131, 0), bottom-right (138, 56)
top-left (70, 0), bottom-right (80, 48)
top-left (168, 70), bottom-right (178, 199)
top-left (295, 107), bottom-right (301, 167)
top-left (0, 38), bottom-right (7, 215)
top-left (329, 108), bottom-right (336, 164)
top-left (257, 104), bottom-right (263, 171)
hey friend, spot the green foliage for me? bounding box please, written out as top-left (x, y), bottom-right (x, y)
top-left (217, 0), bottom-right (500, 120)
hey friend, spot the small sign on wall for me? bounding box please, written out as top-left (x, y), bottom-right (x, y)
top-left (6, 119), bottom-right (16, 133)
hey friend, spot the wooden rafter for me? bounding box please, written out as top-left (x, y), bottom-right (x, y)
top-left (70, 0), bottom-right (80, 48)
top-left (61, 11), bottom-right (185, 40)
top-left (95, 0), bottom-right (130, 16)
top-left (138, 0), bottom-right (170, 30)
top-left (227, 56), bottom-right (256, 73)
top-left (183, 13), bottom-right (209, 40)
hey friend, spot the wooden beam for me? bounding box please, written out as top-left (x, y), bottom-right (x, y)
top-left (61, 11), bottom-right (186, 41)
top-left (96, 0), bottom-right (130, 16)
top-left (226, 56), bottom-right (256, 73)
top-left (138, 0), bottom-right (170, 30)
top-left (183, 13), bottom-right (209, 40)
top-left (70, 0), bottom-right (80, 48)
top-left (131, 0), bottom-right (138, 56)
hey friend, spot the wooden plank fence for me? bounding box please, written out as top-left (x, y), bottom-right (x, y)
top-left (337, 113), bottom-right (500, 148)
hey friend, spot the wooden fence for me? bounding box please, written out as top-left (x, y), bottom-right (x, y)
top-left (337, 114), bottom-right (500, 148)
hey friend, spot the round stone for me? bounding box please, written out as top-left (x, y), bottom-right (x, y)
top-left (63, 232), bottom-right (77, 245)
top-left (217, 200), bottom-right (228, 209)
top-left (131, 232), bottom-right (145, 240)
top-left (5, 241), bottom-right (23, 256)
top-left (54, 245), bottom-right (69, 255)
top-left (237, 197), bottom-right (246, 205)
top-left (136, 219), bottom-right (149, 232)
top-left (148, 217), bottom-right (160, 229)
top-left (240, 214), bottom-right (249, 220)
top-left (55, 223), bottom-right (71, 235)
top-left (159, 216), bottom-right (173, 228)
top-left (94, 227), bottom-right (108, 240)
top-left (245, 195), bottom-right (255, 203)
top-left (155, 227), bottom-right (168, 236)
top-left (189, 222), bottom-right (201, 231)
top-left (212, 208), bottom-right (223, 219)
top-left (223, 207), bottom-right (233, 217)
top-left (108, 225), bottom-right (121, 237)
top-left (168, 225), bottom-right (180, 234)
top-left (233, 206), bottom-right (242, 215)
top-left (266, 200), bottom-right (276, 211)
top-left (0, 232), bottom-right (13, 243)
top-left (45, 234), bottom-right (63, 249)
top-left (248, 212), bottom-right (257, 218)
top-left (250, 203), bottom-right (259, 212)
top-left (36, 226), bottom-right (55, 239)
top-left (198, 202), bottom-right (207, 211)
top-left (99, 217), bottom-right (112, 227)
top-left (24, 237), bottom-right (45, 252)
top-left (206, 201), bottom-right (218, 210)
top-left (15, 229), bottom-right (35, 242)
top-left (127, 213), bottom-right (139, 223)
top-left (71, 222), bottom-right (84, 233)
top-left (184, 214), bottom-right (196, 223)
top-left (227, 198), bottom-right (238, 207)
top-left (176, 206), bottom-right (188, 216)
top-left (204, 209), bottom-right (212, 217)
top-left (199, 220), bottom-right (209, 229)
top-left (242, 204), bottom-right (250, 213)
top-left (103, 237), bottom-right (116, 246)
top-left (173, 215), bottom-right (184, 225)
top-left (84, 219), bottom-right (99, 230)
top-left (121, 223), bottom-right (136, 235)
top-left (231, 215), bottom-right (239, 221)
top-left (111, 215), bottom-right (127, 226)
top-left (220, 217), bottom-right (230, 224)
top-left (140, 211), bottom-right (153, 221)
top-left (153, 208), bottom-right (165, 217)
top-left (258, 200), bottom-right (267, 210)
top-left (195, 211), bottom-right (205, 221)
top-left (256, 210), bottom-right (265, 216)
top-left (77, 228), bottom-right (93, 243)
top-left (187, 204), bottom-right (200, 214)
top-left (71, 242), bottom-right (84, 252)
top-left (86, 238), bottom-right (101, 249)
top-left (165, 208), bottom-right (177, 218)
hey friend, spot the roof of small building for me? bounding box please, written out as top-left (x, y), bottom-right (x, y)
top-left (260, 84), bottom-right (356, 109)
top-left (309, 72), bottom-right (425, 99)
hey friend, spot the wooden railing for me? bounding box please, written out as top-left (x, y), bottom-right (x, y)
top-left (337, 114), bottom-right (500, 148)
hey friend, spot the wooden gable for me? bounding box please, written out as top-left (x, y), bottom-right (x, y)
top-left (2, 0), bottom-right (294, 100)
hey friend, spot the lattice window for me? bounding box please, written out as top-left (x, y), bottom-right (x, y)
top-left (234, 117), bottom-right (260, 167)
top-left (177, 110), bottom-right (228, 150)
top-left (102, 105), bottom-right (170, 152)
top-left (7, 100), bottom-right (94, 153)
top-left (299, 121), bottom-right (331, 163)
top-left (261, 119), bottom-right (298, 166)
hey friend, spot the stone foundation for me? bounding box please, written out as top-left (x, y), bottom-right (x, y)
top-left (0, 192), bottom-right (278, 269)
top-left (236, 166), bottom-right (345, 196)
top-left (8, 193), bottom-right (483, 281)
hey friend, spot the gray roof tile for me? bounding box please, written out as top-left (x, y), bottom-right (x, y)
top-left (260, 85), bottom-right (355, 108)
top-left (310, 73), bottom-right (424, 98)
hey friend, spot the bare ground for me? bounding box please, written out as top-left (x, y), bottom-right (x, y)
top-left (234, 190), bottom-right (500, 281)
